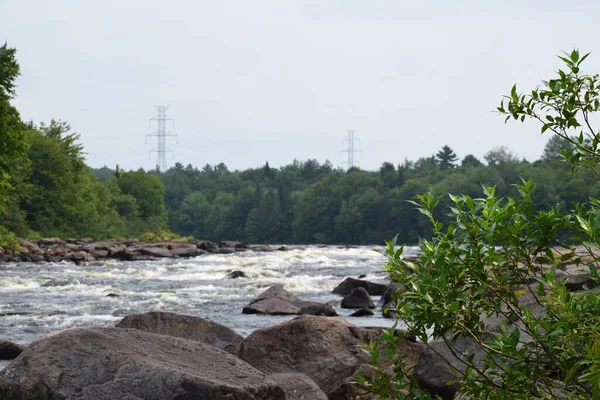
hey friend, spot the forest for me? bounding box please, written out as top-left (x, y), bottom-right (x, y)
top-left (1, 42), bottom-right (598, 246)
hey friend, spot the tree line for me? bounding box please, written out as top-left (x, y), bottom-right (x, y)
top-left (116, 136), bottom-right (591, 245)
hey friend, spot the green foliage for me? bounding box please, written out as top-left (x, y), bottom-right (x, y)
top-left (365, 50), bottom-right (600, 399)
top-left (138, 231), bottom-right (180, 242)
top-left (0, 225), bottom-right (20, 252)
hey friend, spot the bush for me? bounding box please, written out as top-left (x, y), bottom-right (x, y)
top-left (364, 50), bottom-right (600, 399)
top-left (0, 226), bottom-right (20, 252)
top-left (138, 231), bottom-right (181, 242)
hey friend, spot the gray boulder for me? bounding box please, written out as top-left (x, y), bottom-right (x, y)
top-left (115, 311), bottom-right (244, 355)
top-left (332, 277), bottom-right (388, 296)
top-left (239, 315), bottom-right (418, 395)
top-left (0, 328), bottom-right (291, 399)
top-left (341, 287), bottom-right (374, 309)
top-left (137, 247), bottom-right (172, 258)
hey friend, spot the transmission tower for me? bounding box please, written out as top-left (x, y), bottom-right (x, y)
top-left (146, 106), bottom-right (177, 171)
top-left (340, 130), bottom-right (361, 169)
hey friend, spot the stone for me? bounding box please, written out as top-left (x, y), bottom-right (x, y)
top-left (0, 328), bottom-right (287, 399)
top-left (115, 311), bottom-right (244, 355)
top-left (243, 298), bottom-right (300, 315)
top-left (251, 245), bottom-right (273, 252)
top-left (239, 315), bottom-right (419, 395)
top-left (332, 278), bottom-right (388, 296)
top-left (170, 246), bottom-right (207, 258)
top-left (298, 304), bottom-right (338, 317)
top-left (137, 247), bottom-right (172, 258)
top-left (226, 270), bottom-right (248, 279)
top-left (341, 287), bottom-right (374, 309)
top-left (266, 373), bottom-right (327, 400)
top-left (350, 308), bottom-right (374, 317)
top-left (0, 340), bottom-right (24, 360)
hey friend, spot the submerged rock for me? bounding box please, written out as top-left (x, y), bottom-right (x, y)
top-left (115, 311), bottom-right (243, 355)
top-left (226, 270), bottom-right (248, 279)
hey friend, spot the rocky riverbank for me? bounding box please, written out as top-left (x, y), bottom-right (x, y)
top-left (0, 313), bottom-right (420, 399)
top-left (0, 238), bottom-right (280, 263)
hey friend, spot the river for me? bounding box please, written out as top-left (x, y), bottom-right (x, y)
top-left (0, 245), bottom-right (417, 371)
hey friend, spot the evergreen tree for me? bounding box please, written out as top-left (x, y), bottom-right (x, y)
top-left (435, 145), bottom-right (459, 169)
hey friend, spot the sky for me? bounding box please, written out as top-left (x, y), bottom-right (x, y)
top-left (1, 0), bottom-right (599, 172)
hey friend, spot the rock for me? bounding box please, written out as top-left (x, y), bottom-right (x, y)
top-left (382, 302), bottom-right (398, 318)
top-left (197, 240), bottom-right (217, 252)
top-left (266, 373), bottom-right (327, 400)
top-left (555, 272), bottom-right (597, 291)
top-left (276, 246), bottom-right (287, 251)
top-left (213, 247), bottom-right (236, 254)
top-left (137, 247), bottom-right (172, 258)
top-left (239, 315), bottom-right (419, 395)
top-left (90, 249), bottom-right (109, 258)
top-left (243, 285), bottom-right (331, 316)
top-left (170, 246), bottom-right (207, 258)
top-left (111, 249), bottom-right (140, 261)
top-left (226, 270), bottom-right (248, 279)
top-left (0, 340), bottom-right (24, 360)
top-left (115, 311), bottom-right (244, 355)
top-left (358, 274), bottom-right (366, 279)
top-left (105, 293), bottom-right (120, 297)
top-left (298, 304), bottom-right (338, 317)
top-left (220, 240), bottom-right (249, 249)
top-left (0, 328), bottom-right (288, 399)
top-left (413, 341), bottom-right (459, 400)
top-left (350, 308), bottom-right (374, 317)
top-left (341, 287), bottom-right (374, 309)
top-left (39, 237), bottom-right (62, 246)
top-left (251, 245), bottom-right (273, 252)
top-left (380, 283), bottom-right (402, 305)
top-left (332, 278), bottom-right (388, 296)
top-left (243, 298), bottom-right (300, 315)
top-left (30, 255), bottom-right (45, 263)
top-left (252, 284), bottom-right (301, 304)
top-left (69, 250), bottom-right (89, 262)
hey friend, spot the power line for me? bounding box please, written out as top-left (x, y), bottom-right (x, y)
top-left (340, 130), bottom-right (361, 170)
top-left (146, 106), bottom-right (178, 171)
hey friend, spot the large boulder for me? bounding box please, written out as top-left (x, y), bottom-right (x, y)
top-left (0, 328), bottom-right (292, 399)
top-left (332, 278), bottom-right (388, 296)
top-left (0, 340), bottom-right (24, 360)
top-left (243, 285), bottom-right (330, 316)
top-left (341, 287), bottom-right (374, 309)
top-left (115, 311), bottom-right (244, 355)
top-left (239, 315), bottom-right (418, 395)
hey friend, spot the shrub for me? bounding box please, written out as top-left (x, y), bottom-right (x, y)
top-left (364, 50), bottom-right (600, 399)
top-left (0, 226), bottom-right (20, 252)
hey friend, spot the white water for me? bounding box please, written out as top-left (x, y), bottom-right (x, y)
top-left (0, 245), bottom-right (418, 371)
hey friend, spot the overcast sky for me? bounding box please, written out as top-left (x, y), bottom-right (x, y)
top-left (1, 1), bottom-right (598, 171)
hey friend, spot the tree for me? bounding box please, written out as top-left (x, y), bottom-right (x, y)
top-left (541, 135), bottom-right (575, 162)
top-left (461, 154), bottom-right (483, 168)
top-left (0, 43), bottom-right (26, 210)
top-left (364, 50), bottom-right (600, 399)
top-left (484, 145), bottom-right (519, 166)
top-left (435, 145), bottom-right (459, 169)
